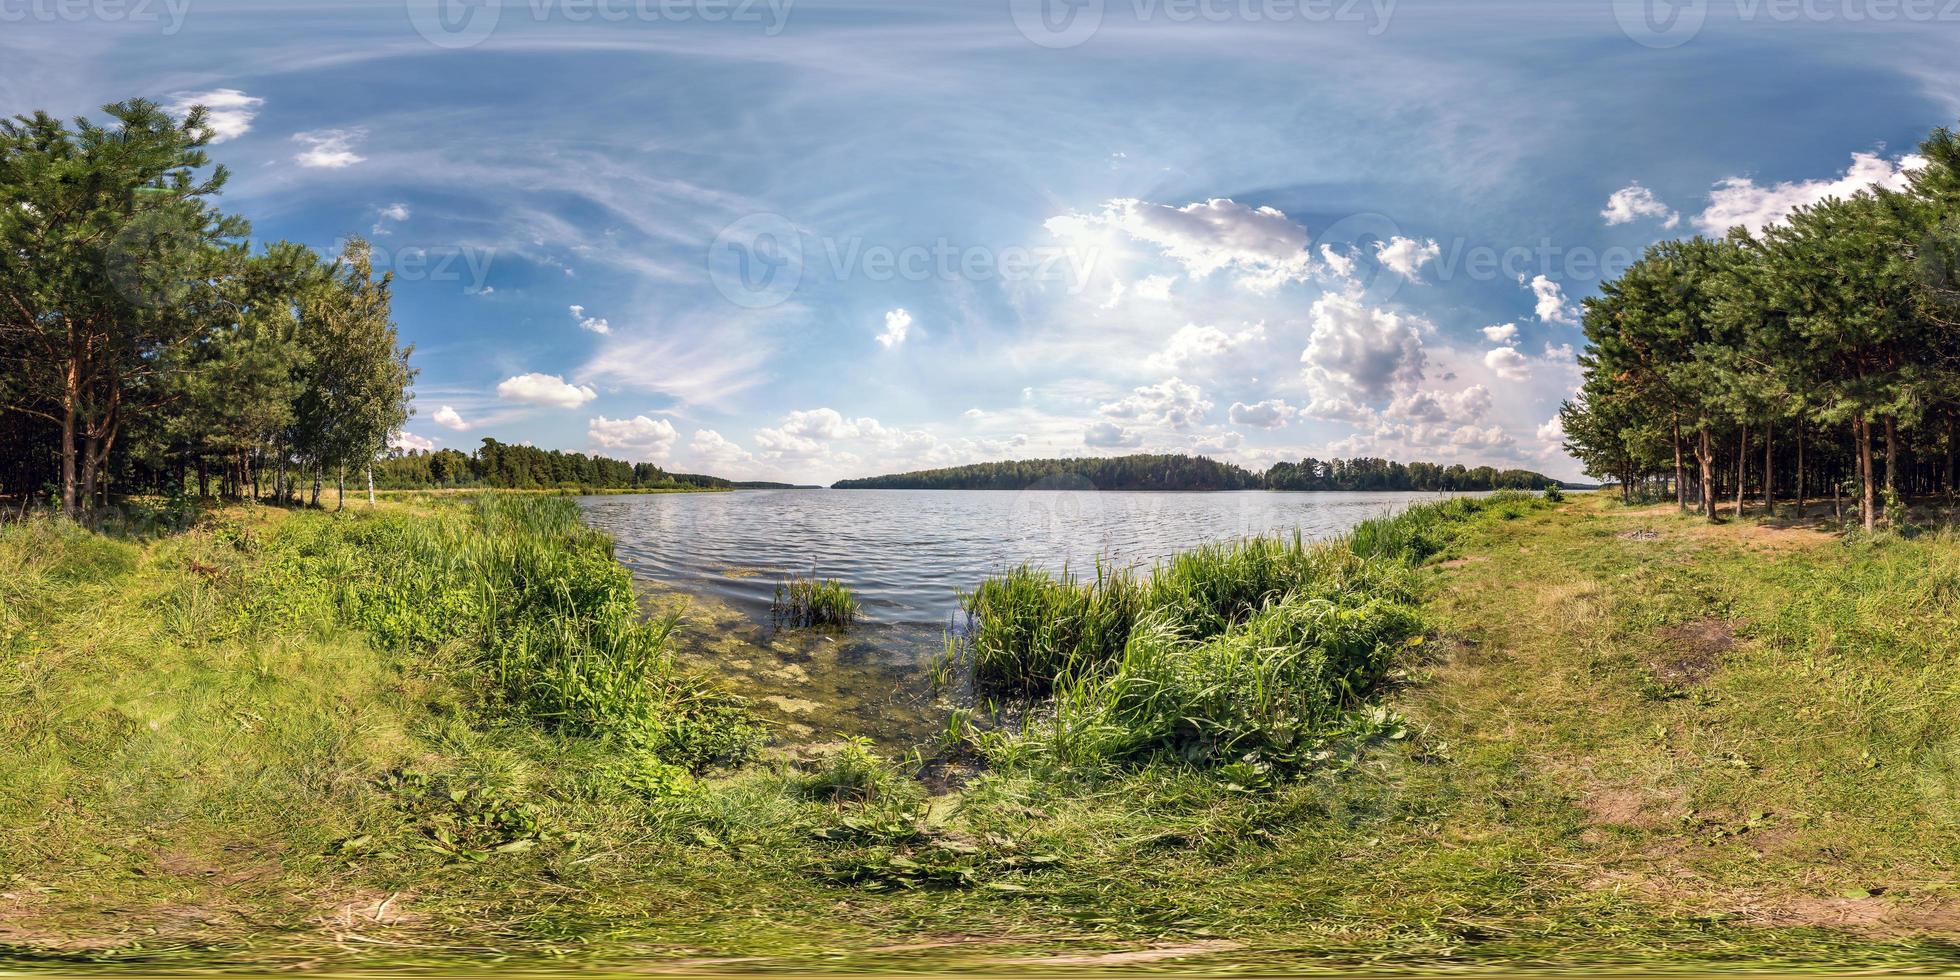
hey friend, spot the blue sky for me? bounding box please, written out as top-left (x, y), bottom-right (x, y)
top-left (6, 0), bottom-right (1954, 483)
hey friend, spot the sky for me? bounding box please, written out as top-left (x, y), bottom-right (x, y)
top-left (5, 0), bottom-right (1955, 484)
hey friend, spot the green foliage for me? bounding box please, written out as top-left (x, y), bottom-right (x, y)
top-left (962, 494), bottom-right (1539, 766)
top-left (373, 437), bottom-right (742, 492)
top-left (831, 452), bottom-right (1561, 492)
top-left (771, 575), bottom-right (860, 628)
top-left (234, 495), bottom-right (764, 769)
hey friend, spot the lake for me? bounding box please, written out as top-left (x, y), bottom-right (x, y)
top-left (579, 489), bottom-right (1471, 745)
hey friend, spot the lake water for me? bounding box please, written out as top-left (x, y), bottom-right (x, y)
top-left (578, 489), bottom-right (1468, 745)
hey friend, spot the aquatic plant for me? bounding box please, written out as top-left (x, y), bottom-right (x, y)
top-left (773, 574), bottom-right (860, 628)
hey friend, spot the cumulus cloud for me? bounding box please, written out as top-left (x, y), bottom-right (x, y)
top-left (372, 202), bottom-right (410, 235)
top-left (1084, 421), bottom-right (1143, 448)
top-left (1048, 197), bottom-right (1313, 291)
top-left (164, 89), bottom-right (262, 142)
top-left (1132, 274), bottom-right (1175, 301)
top-left (1097, 377), bottom-right (1212, 430)
top-left (1318, 244), bottom-right (1359, 281)
top-left (1483, 346), bottom-right (1532, 381)
top-left (292, 128), bottom-right (367, 168)
top-left (1385, 384), bottom-right (1493, 424)
top-left (1374, 236), bottom-right (1441, 282)
top-left (497, 372), bottom-right (596, 408)
top-left (1694, 151), bottom-right (1925, 235)
top-left (1481, 322), bottom-right (1519, 343)
top-left (689, 428), bottom-right (755, 467)
top-left (1146, 322), bottom-right (1266, 372)
top-left (1228, 399), bottom-right (1297, 429)
top-left (876, 308), bottom-right (912, 348)
top-left (1528, 275), bottom-right (1577, 325)
top-left (588, 415), bottom-right (677, 459)
top-left (389, 430), bottom-right (435, 452)
top-left (431, 405), bottom-right (469, 431)
top-left (1601, 184), bottom-right (1679, 228)
top-left (1300, 292), bottom-right (1429, 404)
top-left (568, 304), bottom-right (611, 335)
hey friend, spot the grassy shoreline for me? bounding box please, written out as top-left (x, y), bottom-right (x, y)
top-left (3, 493), bottom-right (1959, 972)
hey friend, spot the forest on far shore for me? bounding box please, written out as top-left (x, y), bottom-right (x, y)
top-left (831, 453), bottom-right (1565, 492)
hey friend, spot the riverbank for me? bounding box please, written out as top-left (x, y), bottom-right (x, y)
top-left (2, 493), bottom-right (1958, 972)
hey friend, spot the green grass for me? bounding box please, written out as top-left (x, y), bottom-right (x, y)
top-left (771, 574), bottom-right (861, 628)
top-left (6, 491), bottom-right (1960, 972)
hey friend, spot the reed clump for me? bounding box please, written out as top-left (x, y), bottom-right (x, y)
top-left (773, 575), bottom-right (860, 628)
top-left (239, 494), bottom-right (764, 769)
top-left (962, 492), bottom-right (1550, 768)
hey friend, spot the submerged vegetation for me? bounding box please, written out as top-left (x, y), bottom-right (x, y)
top-left (9, 491), bottom-right (1960, 970)
top-left (832, 452), bottom-right (1564, 492)
top-left (772, 574), bottom-right (861, 628)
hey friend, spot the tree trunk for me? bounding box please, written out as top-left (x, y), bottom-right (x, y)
top-left (79, 434), bottom-right (100, 519)
top-left (1885, 415), bottom-right (1899, 497)
top-left (311, 468), bottom-right (321, 508)
top-left (59, 359), bottom-right (79, 520)
top-left (336, 468), bottom-right (345, 511)
top-left (1859, 416), bottom-right (1876, 533)
top-left (366, 464), bottom-right (375, 507)
top-left (1762, 419), bottom-right (1774, 517)
top-left (1697, 426), bottom-right (1716, 522)
top-left (1735, 423), bottom-right (1747, 519)
top-left (1795, 421), bottom-right (1806, 517)
top-left (1673, 416), bottom-right (1687, 512)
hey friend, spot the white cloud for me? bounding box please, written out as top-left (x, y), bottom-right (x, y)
top-left (1385, 384), bottom-right (1493, 424)
top-left (1300, 292), bottom-right (1429, 404)
top-left (1146, 322), bottom-right (1267, 372)
top-left (372, 202), bottom-right (410, 235)
top-left (1481, 322), bottom-right (1519, 343)
top-left (431, 405), bottom-right (469, 431)
top-left (1601, 184), bottom-right (1679, 228)
top-left (1318, 244), bottom-right (1358, 281)
top-left (1097, 377), bottom-right (1212, 430)
top-left (569, 304), bottom-right (611, 335)
top-left (1228, 399), bottom-right (1297, 429)
top-left (1528, 275), bottom-right (1577, 325)
top-left (1694, 151), bottom-right (1926, 235)
top-left (1132, 274), bottom-right (1175, 301)
top-left (1084, 421), bottom-right (1143, 448)
top-left (389, 430), bottom-right (435, 452)
top-left (876, 308), bottom-right (913, 348)
top-left (689, 428), bottom-right (755, 467)
top-left (163, 89), bottom-right (262, 142)
top-left (1536, 413), bottom-right (1566, 446)
top-left (497, 372), bottom-right (597, 408)
top-left (1484, 346), bottom-right (1532, 381)
top-left (588, 415), bottom-right (677, 459)
top-left (1049, 197), bottom-right (1313, 291)
top-left (1192, 431), bottom-right (1244, 454)
top-left (1374, 236), bottom-right (1441, 282)
top-left (292, 128), bottom-right (367, 169)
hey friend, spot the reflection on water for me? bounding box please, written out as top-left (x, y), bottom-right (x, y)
top-left (580, 489), bottom-right (1467, 744)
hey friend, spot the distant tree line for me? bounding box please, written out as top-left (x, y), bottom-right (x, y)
top-left (1559, 121), bottom-right (1960, 531)
top-left (1, 99), bottom-right (413, 517)
top-left (373, 439), bottom-right (754, 491)
top-left (831, 453), bottom-right (1561, 492)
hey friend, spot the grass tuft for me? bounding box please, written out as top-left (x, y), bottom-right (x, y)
top-left (772, 575), bottom-right (860, 628)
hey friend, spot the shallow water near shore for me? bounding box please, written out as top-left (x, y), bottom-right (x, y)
top-left (580, 488), bottom-right (1476, 743)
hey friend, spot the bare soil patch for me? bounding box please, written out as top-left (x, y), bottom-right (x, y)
top-left (1651, 618), bottom-right (1736, 685)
